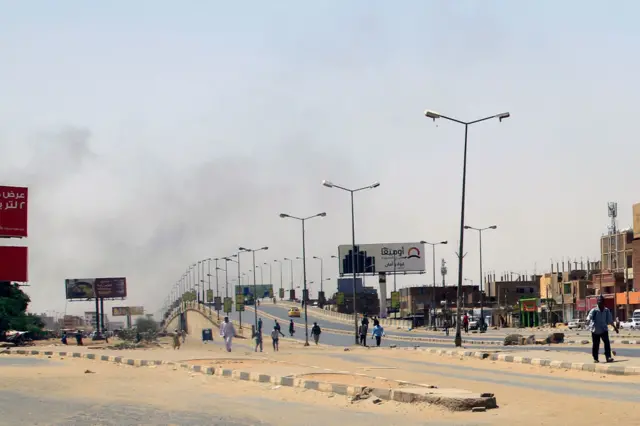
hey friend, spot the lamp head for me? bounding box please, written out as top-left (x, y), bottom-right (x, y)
top-left (424, 110), bottom-right (441, 120)
top-left (322, 180), bottom-right (333, 188)
top-left (497, 112), bottom-right (510, 122)
top-left (261, 246), bottom-right (269, 250)
top-left (463, 226), bottom-right (471, 230)
top-left (318, 212), bottom-right (327, 217)
top-left (441, 241), bottom-right (448, 244)
top-left (279, 213), bottom-right (288, 218)
top-left (489, 225), bottom-right (498, 229)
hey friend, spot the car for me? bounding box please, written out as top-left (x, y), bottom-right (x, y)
top-left (620, 319), bottom-right (640, 330)
top-left (288, 307), bottom-right (301, 318)
top-left (567, 320), bottom-right (585, 330)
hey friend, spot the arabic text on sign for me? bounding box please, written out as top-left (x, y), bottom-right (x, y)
top-left (0, 192), bottom-right (26, 200)
top-left (0, 201), bottom-right (26, 210)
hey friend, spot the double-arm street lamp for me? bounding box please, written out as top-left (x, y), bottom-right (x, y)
top-left (421, 240), bottom-right (448, 330)
top-left (464, 225), bottom-right (497, 328)
top-left (239, 246), bottom-right (269, 327)
top-left (322, 180), bottom-right (380, 344)
top-left (280, 212), bottom-right (327, 346)
top-left (424, 109), bottom-right (509, 346)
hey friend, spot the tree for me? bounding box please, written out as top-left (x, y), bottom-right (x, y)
top-left (134, 316), bottom-right (158, 333)
top-left (0, 282), bottom-right (44, 339)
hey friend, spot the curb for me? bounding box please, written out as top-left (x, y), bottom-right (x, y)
top-left (1, 349), bottom-right (496, 411)
top-left (400, 347), bottom-right (640, 376)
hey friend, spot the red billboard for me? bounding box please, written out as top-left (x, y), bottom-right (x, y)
top-left (0, 186), bottom-right (28, 238)
top-left (0, 246), bottom-right (28, 282)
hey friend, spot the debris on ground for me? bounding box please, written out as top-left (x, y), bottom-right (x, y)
top-left (84, 369), bottom-right (95, 374)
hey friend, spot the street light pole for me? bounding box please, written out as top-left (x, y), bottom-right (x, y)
top-left (464, 225), bottom-right (497, 329)
top-left (280, 212), bottom-right (327, 347)
top-left (274, 260), bottom-right (283, 299)
top-left (422, 240), bottom-right (448, 330)
top-left (284, 258), bottom-right (294, 298)
top-left (265, 262), bottom-right (273, 288)
top-left (239, 246), bottom-right (269, 328)
top-left (424, 109), bottom-right (509, 347)
top-left (313, 256), bottom-right (324, 292)
top-left (322, 180), bottom-right (380, 344)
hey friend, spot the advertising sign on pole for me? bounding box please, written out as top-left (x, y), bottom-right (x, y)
top-left (336, 292), bottom-right (345, 306)
top-left (235, 294), bottom-right (245, 312)
top-left (112, 307), bottom-right (129, 316)
top-left (128, 306), bottom-right (144, 316)
top-left (389, 291), bottom-right (400, 313)
top-left (65, 277), bottom-right (127, 300)
top-left (0, 246), bottom-right (28, 282)
top-left (206, 289), bottom-right (213, 303)
top-left (289, 289), bottom-right (295, 300)
top-left (214, 296), bottom-right (222, 311)
top-left (0, 186), bottom-right (28, 238)
top-left (223, 297), bottom-right (232, 313)
top-left (337, 242), bottom-right (426, 274)
top-left (279, 288), bottom-right (285, 299)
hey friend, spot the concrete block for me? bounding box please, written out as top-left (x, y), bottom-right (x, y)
top-left (204, 367), bottom-right (214, 375)
top-left (330, 384), bottom-right (349, 395)
top-left (371, 387), bottom-right (392, 400)
top-left (85, 353), bottom-right (96, 360)
top-left (280, 376), bottom-right (295, 387)
top-left (72, 352), bottom-right (82, 358)
top-left (239, 371), bottom-right (251, 381)
top-left (303, 380), bottom-right (320, 390)
top-left (114, 356), bottom-right (123, 363)
top-left (221, 369), bottom-right (233, 377)
top-left (191, 365), bottom-right (202, 372)
top-left (126, 359), bottom-right (135, 366)
top-left (30, 350), bottom-right (40, 355)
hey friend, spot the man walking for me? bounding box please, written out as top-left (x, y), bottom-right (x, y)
top-left (360, 316), bottom-right (369, 346)
top-left (463, 313), bottom-right (469, 334)
top-left (371, 320), bottom-right (385, 347)
top-left (311, 322), bottom-right (321, 345)
top-left (220, 316), bottom-right (235, 352)
top-left (587, 295), bottom-right (619, 363)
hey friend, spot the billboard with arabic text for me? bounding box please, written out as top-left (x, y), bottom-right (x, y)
top-left (65, 277), bottom-right (127, 300)
top-left (0, 186), bottom-right (28, 238)
top-left (337, 242), bottom-right (426, 274)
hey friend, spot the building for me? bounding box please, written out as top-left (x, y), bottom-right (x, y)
top-left (62, 315), bottom-right (85, 330)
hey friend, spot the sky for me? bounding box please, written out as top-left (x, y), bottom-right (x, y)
top-left (1, 1), bottom-right (639, 318)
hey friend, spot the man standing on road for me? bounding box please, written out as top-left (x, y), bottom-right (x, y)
top-left (463, 313), bottom-right (469, 334)
top-left (220, 317), bottom-right (236, 352)
top-left (587, 295), bottom-right (619, 363)
top-left (274, 320), bottom-right (285, 338)
top-left (289, 320), bottom-right (295, 337)
top-left (371, 320), bottom-right (385, 347)
top-left (311, 322), bottom-right (321, 345)
top-left (360, 316), bottom-right (369, 346)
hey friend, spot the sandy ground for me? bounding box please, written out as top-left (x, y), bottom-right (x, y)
top-left (4, 335), bottom-right (640, 425)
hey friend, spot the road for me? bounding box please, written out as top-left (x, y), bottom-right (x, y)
top-left (3, 342), bottom-right (640, 425)
top-left (250, 303), bottom-right (640, 358)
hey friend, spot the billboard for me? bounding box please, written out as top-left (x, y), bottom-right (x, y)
top-left (0, 246), bottom-right (28, 282)
top-left (65, 277), bottom-right (127, 300)
top-left (235, 284), bottom-right (274, 299)
top-left (206, 289), bottom-right (213, 303)
top-left (112, 307), bottom-right (129, 316)
top-left (337, 243), bottom-right (426, 274)
top-left (0, 186), bottom-right (28, 238)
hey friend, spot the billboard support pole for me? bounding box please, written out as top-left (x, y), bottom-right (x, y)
top-left (100, 298), bottom-right (105, 332)
top-left (94, 297), bottom-right (100, 332)
top-left (237, 252), bottom-right (242, 328)
top-left (215, 259), bottom-right (220, 320)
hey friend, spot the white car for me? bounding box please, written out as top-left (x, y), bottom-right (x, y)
top-left (620, 319), bottom-right (640, 330)
top-left (567, 320), bottom-right (585, 330)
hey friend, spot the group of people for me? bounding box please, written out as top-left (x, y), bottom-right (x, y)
top-left (252, 318), bottom-right (323, 351)
top-left (358, 315), bottom-right (385, 347)
top-left (60, 330), bottom-right (84, 346)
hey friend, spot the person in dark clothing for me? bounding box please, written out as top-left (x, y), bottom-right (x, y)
top-left (75, 330), bottom-right (83, 346)
top-left (274, 320), bottom-right (285, 337)
top-left (587, 295), bottom-right (619, 363)
top-left (61, 332), bottom-right (68, 345)
top-left (289, 320), bottom-right (295, 337)
top-left (311, 322), bottom-right (321, 345)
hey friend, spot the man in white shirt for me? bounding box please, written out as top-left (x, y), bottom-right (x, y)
top-left (219, 316), bottom-right (236, 352)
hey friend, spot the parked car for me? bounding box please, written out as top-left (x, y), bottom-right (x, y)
top-left (620, 319), bottom-right (640, 330)
top-left (567, 320), bottom-right (585, 330)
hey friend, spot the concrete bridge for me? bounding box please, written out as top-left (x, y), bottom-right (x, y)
top-left (164, 302), bottom-right (249, 338)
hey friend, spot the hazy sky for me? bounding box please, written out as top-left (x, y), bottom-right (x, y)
top-left (2, 1), bottom-right (639, 317)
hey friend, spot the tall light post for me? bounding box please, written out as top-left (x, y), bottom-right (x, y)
top-left (264, 262), bottom-right (273, 291)
top-left (421, 240), bottom-right (448, 330)
top-left (224, 255), bottom-right (238, 298)
top-left (284, 257), bottom-right (294, 298)
top-left (424, 109), bottom-right (509, 347)
top-left (464, 225), bottom-right (497, 328)
top-left (256, 264), bottom-right (264, 285)
top-left (313, 256), bottom-right (325, 292)
top-left (239, 246), bottom-right (269, 328)
top-left (274, 260), bottom-right (284, 299)
top-left (280, 212), bottom-right (327, 347)
top-left (322, 179), bottom-right (380, 344)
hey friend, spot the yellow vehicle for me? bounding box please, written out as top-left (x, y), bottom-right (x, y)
top-left (288, 307), bottom-right (301, 318)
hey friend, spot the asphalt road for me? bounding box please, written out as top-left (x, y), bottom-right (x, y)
top-left (250, 303), bottom-right (640, 358)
